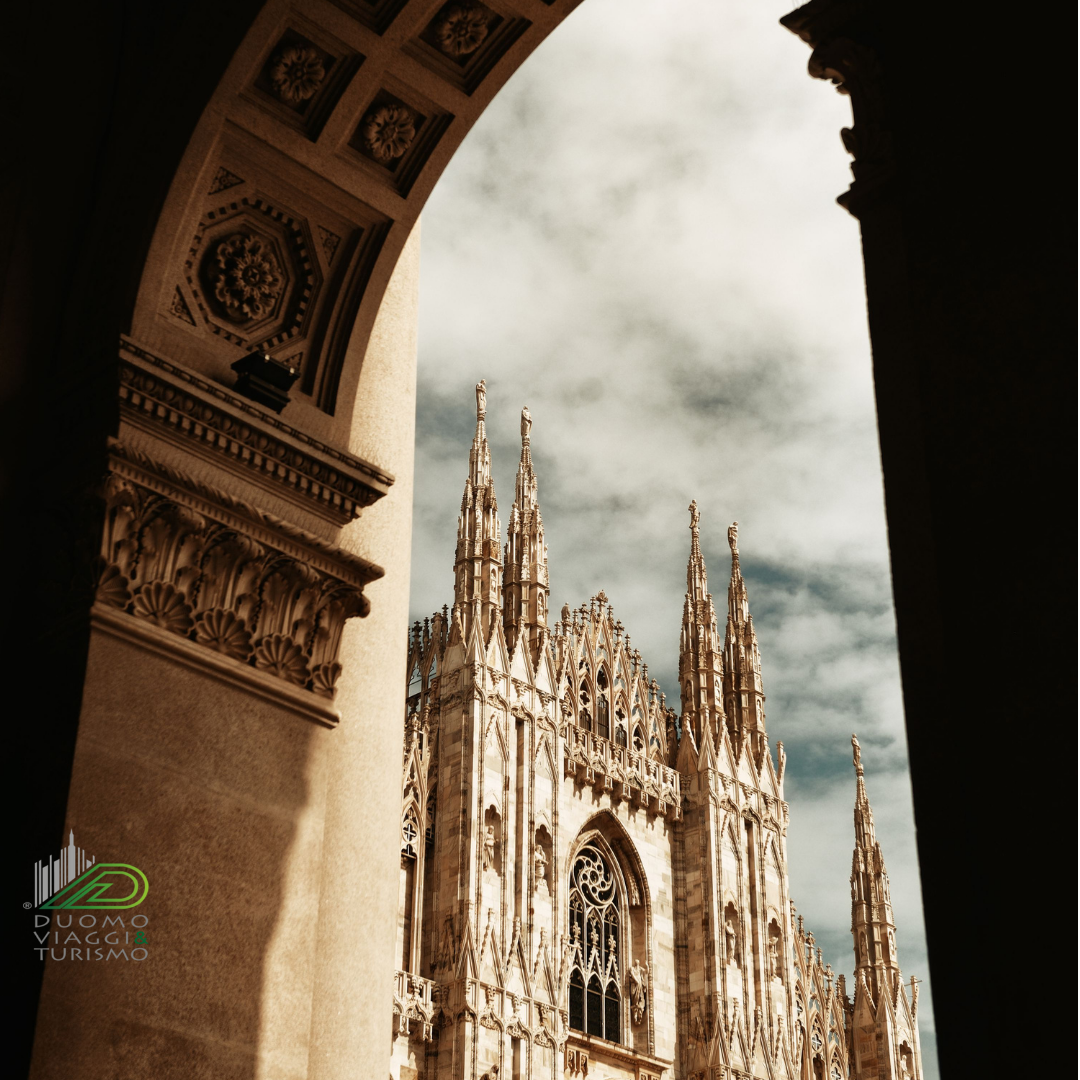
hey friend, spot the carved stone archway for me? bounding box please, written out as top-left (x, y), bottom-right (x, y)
top-left (8, 1), bottom-right (1071, 1078)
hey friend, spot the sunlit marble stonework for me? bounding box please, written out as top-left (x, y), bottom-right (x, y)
top-left (391, 384), bottom-right (921, 1080)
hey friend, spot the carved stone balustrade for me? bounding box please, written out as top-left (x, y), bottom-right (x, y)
top-left (563, 728), bottom-right (681, 820)
top-left (392, 970), bottom-right (437, 1042)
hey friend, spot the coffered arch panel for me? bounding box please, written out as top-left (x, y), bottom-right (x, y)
top-left (131, 0), bottom-right (584, 451)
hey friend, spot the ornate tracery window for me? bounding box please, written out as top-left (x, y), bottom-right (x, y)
top-left (568, 844), bottom-right (621, 1042)
top-left (399, 805), bottom-right (420, 971)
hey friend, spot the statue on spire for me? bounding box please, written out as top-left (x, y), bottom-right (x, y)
top-left (475, 379), bottom-right (487, 420)
top-left (727, 521), bottom-right (739, 557)
top-left (852, 733), bottom-right (863, 774)
top-left (689, 500), bottom-right (700, 531)
top-left (520, 405), bottom-right (531, 441)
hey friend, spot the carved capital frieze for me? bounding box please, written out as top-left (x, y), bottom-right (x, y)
top-left (806, 38), bottom-right (893, 217)
top-left (781, 2), bottom-right (893, 219)
top-left (94, 439), bottom-right (383, 708)
top-left (119, 338), bottom-right (393, 525)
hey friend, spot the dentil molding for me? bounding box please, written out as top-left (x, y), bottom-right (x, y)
top-left (119, 337), bottom-right (393, 526)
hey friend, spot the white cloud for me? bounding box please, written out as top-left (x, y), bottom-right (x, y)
top-left (410, 1), bottom-right (937, 1074)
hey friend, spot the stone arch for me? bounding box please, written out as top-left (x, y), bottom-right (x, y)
top-left (10, 3), bottom-right (1062, 1077)
top-left (126, 1), bottom-right (588, 437)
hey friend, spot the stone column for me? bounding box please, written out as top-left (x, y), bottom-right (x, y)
top-left (307, 224), bottom-right (421, 1077)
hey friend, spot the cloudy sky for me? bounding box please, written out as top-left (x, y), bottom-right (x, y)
top-left (408, 0), bottom-right (937, 1073)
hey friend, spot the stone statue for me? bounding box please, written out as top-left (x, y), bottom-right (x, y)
top-left (727, 520), bottom-right (739, 555)
top-left (533, 842), bottom-right (547, 887)
top-left (629, 958), bottom-right (649, 1025)
top-left (852, 733), bottom-right (862, 770)
top-left (724, 917), bottom-right (738, 965)
top-left (768, 934), bottom-right (781, 978)
top-left (475, 379), bottom-right (486, 419)
top-left (520, 405), bottom-right (531, 440)
top-left (561, 602), bottom-right (571, 623)
top-left (483, 824), bottom-right (496, 871)
top-left (689, 499), bottom-right (700, 530)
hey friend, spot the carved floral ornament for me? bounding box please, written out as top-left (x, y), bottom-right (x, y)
top-left (94, 442), bottom-right (381, 702)
top-left (434, 3), bottom-right (490, 57)
top-left (212, 233), bottom-right (284, 322)
top-left (269, 44), bottom-right (326, 104)
top-left (361, 104), bottom-right (418, 163)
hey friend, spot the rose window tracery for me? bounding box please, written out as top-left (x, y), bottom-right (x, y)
top-left (568, 844), bottom-right (621, 1042)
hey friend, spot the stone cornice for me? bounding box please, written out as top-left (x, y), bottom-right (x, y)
top-left (779, 0), bottom-right (864, 49)
top-left (119, 337), bottom-right (394, 525)
top-left (107, 438), bottom-right (383, 588)
top-left (564, 1030), bottom-right (672, 1072)
top-left (780, 0), bottom-right (892, 220)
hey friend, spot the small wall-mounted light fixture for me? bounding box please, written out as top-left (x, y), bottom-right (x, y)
top-left (230, 349), bottom-right (300, 413)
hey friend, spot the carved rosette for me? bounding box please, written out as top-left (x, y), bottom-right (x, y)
top-left (361, 104), bottom-right (418, 164)
top-left (269, 45), bottom-right (326, 104)
top-left (211, 233), bottom-right (285, 322)
top-left (95, 441), bottom-right (381, 702)
top-left (186, 198), bottom-right (319, 352)
top-left (433, 4), bottom-right (490, 57)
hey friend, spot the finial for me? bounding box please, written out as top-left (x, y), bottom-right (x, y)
top-left (852, 733), bottom-right (863, 776)
top-left (728, 521), bottom-right (739, 557)
top-left (475, 379), bottom-right (487, 420)
top-left (689, 500), bottom-right (700, 531)
top-left (520, 405), bottom-right (531, 442)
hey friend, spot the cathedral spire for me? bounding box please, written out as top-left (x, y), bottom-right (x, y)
top-left (503, 405), bottom-right (549, 666)
top-left (849, 735), bottom-right (923, 1079)
top-left (678, 501), bottom-right (725, 748)
top-left (453, 380), bottom-right (502, 642)
top-left (849, 734), bottom-right (901, 1000)
top-left (722, 522), bottom-right (767, 761)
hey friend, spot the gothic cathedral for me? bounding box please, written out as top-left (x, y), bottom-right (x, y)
top-left (391, 383), bottom-right (923, 1080)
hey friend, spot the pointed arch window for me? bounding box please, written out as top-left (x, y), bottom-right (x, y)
top-left (597, 667), bottom-right (610, 740)
top-left (401, 805), bottom-right (420, 858)
top-left (614, 705), bottom-right (627, 747)
top-left (399, 805), bottom-right (420, 972)
top-left (568, 844), bottom-right (621, 1042)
